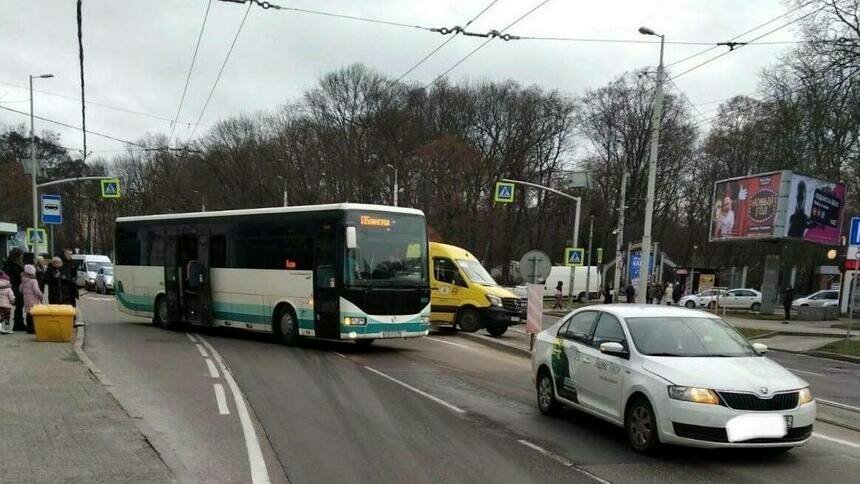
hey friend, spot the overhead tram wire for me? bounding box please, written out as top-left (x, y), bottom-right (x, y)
top-left (169, 0), bottom-right (213, 144)
top-left (218, 0), bottom-right (435, 31)
top-left (423, 0), bottom-right (552, 89)
top-left (392, 0), bottom-right (500, 85)
top-left (186, 1), bottom-right (253, 145)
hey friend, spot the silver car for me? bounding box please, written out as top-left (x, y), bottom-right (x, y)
top-left (94, 266), bottom-right (114, 294)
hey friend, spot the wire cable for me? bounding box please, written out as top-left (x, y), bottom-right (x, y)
top-left (186, 1), bottom-right (253, 144)
top-left (423, 0), bottom-right (552, 89)
top-left (169, 0), bottom-right (213, 144)
top-left (219, 0), bottom-right (434, 31)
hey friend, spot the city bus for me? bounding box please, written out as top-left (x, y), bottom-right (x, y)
top-left (113, 203), bottom-right (431, 345)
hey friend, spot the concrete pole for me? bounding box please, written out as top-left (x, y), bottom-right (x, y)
top-left (283, 179), bottom-right (288, 207)
top-left (637, 33), bottom-right (665, 303)
top-left (30, 75), bottom-right (38, 244)
top-left (393, 167), bottom-right (399, 207)
top-left (568, 198), bottom-right (582, 306)
top-left (585, 215), bottom-right (594, 301)
top-left (613, 172), bottom-right (628, 302)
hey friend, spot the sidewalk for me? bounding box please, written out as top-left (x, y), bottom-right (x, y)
top-left (0, 332), bottom-right (174, 483)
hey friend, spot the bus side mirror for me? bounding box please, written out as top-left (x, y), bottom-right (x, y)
top-left (345, 226), bottom-right (357, 249)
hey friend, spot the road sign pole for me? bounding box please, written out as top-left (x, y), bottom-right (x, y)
top-left (849, 254), bottom-right (857, 344)
top-left (49, 224), bottom-right (53, 256)
top-left (585, 215), bottom-right (594, 302)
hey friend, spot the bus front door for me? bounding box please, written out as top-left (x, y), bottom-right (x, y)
top-left (313, 228), bottom-right (340, 339)
top-left (188, 235), bottom-right (212, 326)
top-left (164, 235), bottom-right (183, 323)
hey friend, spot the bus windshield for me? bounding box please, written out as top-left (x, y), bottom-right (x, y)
top-left (344, 213), bottom-right (427, 288)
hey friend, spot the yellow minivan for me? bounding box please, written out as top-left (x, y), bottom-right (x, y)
top-left (429, 242), bottom-right (523, 336)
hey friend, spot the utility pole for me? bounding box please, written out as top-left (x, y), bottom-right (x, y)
top-left (637, 26), bottom-right (666, 303)
top-left (585, 215), bottom-right (594, 301)
top-left (613, 171), bottom-right (628, 301)
top-left (30, 73), bottom-right (54, 250)
top-left (386, 164), bottom-right (398, 207)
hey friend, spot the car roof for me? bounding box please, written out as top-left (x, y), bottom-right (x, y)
top-left (577, 304), bottom-right (721, 320)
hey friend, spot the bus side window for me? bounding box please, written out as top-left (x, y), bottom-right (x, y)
top-left (210, 235), bottom-right (226, 268)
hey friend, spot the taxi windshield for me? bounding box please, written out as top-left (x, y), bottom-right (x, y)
top-left (625, 316), bottom-right (758, 357)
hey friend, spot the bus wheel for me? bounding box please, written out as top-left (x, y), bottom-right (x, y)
top-left (153, 296), bottom-right (171, 329)
top-left (486, 325), bottom-right (507, 337)
top-left (275, 306), bottom-right (300, 346)
top-left (457, 308), bottom-right (481, 333)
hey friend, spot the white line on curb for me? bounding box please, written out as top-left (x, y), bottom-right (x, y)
top-left (786, 367), bottom-right (824, 377)
top-left (517, 439), bottom-right (612, 483)
top-left (817, 398), bottom-right (860, 413)
top-left (214, 383), bottom-right (230, 415)
top-left (813, 432), bottom-right (860, 449)
top-left (195, 343), bottom-right (209, 358)
top-left (187, 333), bottom-right (198, 343)
top-left (196, 335), bottom-right (270, 484)
top-left (425, 336), bottom-right (472, 350)
top-left (364, 366), bottom-right (466, 414)
top-left (205, 358), bottom-right (220, 378)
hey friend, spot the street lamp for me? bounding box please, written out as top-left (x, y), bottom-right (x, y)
top-left (636, 26), bottom-right (666, 303)
top-left (30, 73), bottom-right (54, 248)
top-left (385, 163), bottom-right (398, 207)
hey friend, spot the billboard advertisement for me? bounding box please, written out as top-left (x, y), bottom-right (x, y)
top-left (711, 172), bottom-right (782, 240)
top-left (784, 174), bottom-right (845, 245)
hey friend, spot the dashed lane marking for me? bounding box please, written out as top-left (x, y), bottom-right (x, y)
top-left (214, 383), bottom-right (230, 415)
top-left (195, 343), bottom-right (209, 358)
top-left (196, 335), bottom-right (270, 484)
top-left (364, 366), bottom-right (466, 414)
top-left (425, 336), bottom-right (472, 350)
top-left (205, 358), bottom-right (220, 378)
top-left (517, 439), bottom-right (613, 483)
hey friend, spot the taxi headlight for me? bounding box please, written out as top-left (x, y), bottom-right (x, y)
top-left (798, 387), bottom-right (814, 405)
top-left (343, 316), bottom-right (366, 326)
top-left (668, 386), bottom-right (721, 405)
top-left (486, 294), bottom-right (503, 307)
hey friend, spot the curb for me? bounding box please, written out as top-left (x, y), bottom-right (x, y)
top-left (458, 332), bottom-right (531, 358)
top-left (74, 304), bottom-right (193, 484)
top-left (771, 347), bottom-right (860, 364)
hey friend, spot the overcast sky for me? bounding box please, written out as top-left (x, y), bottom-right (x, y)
top-left (0, 0), bottom-right (804, 158)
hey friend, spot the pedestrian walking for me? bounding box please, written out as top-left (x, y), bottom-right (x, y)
top-left (603, 285), bottom-right (612, 304)
top-left (0, 273), bottom-right (15, 334)
top-left (646, 284), bottom-right (655, 304)
top-left (47, 257), bottom-right (66, 305)
top-left (3, 248), bottom-right (25, 331)
top-left (672, 282), bottom-right (682, 305)
top-left (654, 284), bottom-right (663, 304)
top-left (20, 264), bottom-right (44, 334)
top-left (625, 283), bottom-right (635, 303)
top-left (782, 286), bottom-right (795, 322)
top-left (664, 283), bottom-right (674, 305)
top-left (553, 281), bottom-right (564, 310)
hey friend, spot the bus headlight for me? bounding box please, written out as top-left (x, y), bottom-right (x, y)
top-left (343, 316), bottom-right (366, 326)
top-left (486, 294), bottom-right (503, 307)
top-left (421, 316), bottom-right (430, 324)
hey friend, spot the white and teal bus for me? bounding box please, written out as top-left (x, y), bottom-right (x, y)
top-left (114, 204), bottom-right (430, 345)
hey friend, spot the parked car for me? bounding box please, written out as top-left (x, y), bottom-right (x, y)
top-left (94, 266), bottom-right (114, 294)
top-left (717, 288), bottom-right (762, 312)
top-left (791, 290), bottom-right (838, 308)
top-left (679, 288), bottom-right (727, 309)
top-left (531, 304), bottom-right (815, 452)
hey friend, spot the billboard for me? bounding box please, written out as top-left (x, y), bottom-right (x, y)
top-left (711, 172), bottom-right (781, 240)
top-left (784, 174), bottom-right (845, 245)
top-left (710, 170), bottom-right (845, 246)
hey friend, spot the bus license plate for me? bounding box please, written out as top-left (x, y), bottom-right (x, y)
top-left (383, 331), bottom-right (402, 338)
top-left (510, 316), bottom-right (520, 322)
top-left (784, 415), bottom-right (793, 429)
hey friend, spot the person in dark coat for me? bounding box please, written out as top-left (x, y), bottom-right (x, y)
top-left (782, 286), bottom-right (795, 321)
top-left (3, 248), bottom-right (25, 331)
top-left (60, 249), bottom-right (79, 307)
top-left (673, 283), bottom-right (682, 304)
top-left (603, 285), bottom-right (612, 304)
top-left (34, 255), bottom-right (48, 292)
top-left (46, 257), bottom-right (67, 304)
top-left (625, 284), bottom-right (635, 303)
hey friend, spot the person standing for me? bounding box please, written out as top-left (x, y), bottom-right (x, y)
top-left (34, 255), bottom-right (48, 293)
top-left (603, 285), bottom-right (612, 304)
top-left (20, 264), bottom-right (44, 334)
top-left (646, 284), bottom-right (655, 304)
top-left (60, 249), bottom-right (79, 307)
top-left (672, 282), bottom-right (682, 305)
top-left (664, 283), bottom-right (674, 305)
top-left (625, 283), bottom-right (635, 303)
top-left (782, 286), bottom-right (795, 322)
top-left (3, 248), bottom-right (25, 331)
top-left (0, 273), bottom-right (16, 334)
top-left (654, 284), bottom-right (663, 305)
top-left (553, 281), bottom-right (564, 310)
top-left (47, 257), bottom-right (66, 304)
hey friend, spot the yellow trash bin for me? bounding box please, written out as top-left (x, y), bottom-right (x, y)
top-left (30, 304), bottom-right (76, 342)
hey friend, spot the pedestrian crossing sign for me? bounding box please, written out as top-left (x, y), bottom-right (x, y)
top-left (494, 182), bottom-right (515, 203)
top-left (101, 179), bottom-right (121, 199)
top-left (26, 227), bottom-right (47, 246)
top-left (565, 247), bottom-right (584, 267)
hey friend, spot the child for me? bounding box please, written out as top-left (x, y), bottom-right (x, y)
top-left (0, 272), bottom-right (16, 334)
top-left (20, 264), bottom-right (44, 334)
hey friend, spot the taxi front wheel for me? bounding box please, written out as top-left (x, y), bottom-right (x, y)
top-left (625, 397), bottom-right (661, 453)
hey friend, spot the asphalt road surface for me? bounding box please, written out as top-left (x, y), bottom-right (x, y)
top-left (80, 294), bottom-right (860, 484)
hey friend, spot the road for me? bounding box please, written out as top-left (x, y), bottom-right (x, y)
top-left (80, 294), bottom-right (860, 483)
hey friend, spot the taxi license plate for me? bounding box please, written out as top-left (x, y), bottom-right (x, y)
top-left (784, 415), bottom-right (793, 429)
top-left (382, 331), bottom-right (402, 338)
top-left (510, 316), bottom-right (520, 322)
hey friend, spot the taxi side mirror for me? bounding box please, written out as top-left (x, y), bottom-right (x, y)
top-left (752, 342), bottom-right (768, 354)
top-left (599, 341), bottom-right (627, 357)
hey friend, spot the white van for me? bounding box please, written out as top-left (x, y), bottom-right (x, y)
top-left (71, 254), bottom-right (112, 290)
top-left (543, 265), bottom-right (602, 302)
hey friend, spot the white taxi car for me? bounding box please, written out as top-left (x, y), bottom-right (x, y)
top-left (679, 288), bottom-right (726, 309)
top-left (532, 305), bottom-right (815, 453)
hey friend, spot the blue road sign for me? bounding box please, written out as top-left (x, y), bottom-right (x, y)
top-left (26, 228), bottom-right (46, 246)
top-left (494, 182), bottom-right (515, 203)
top-left (41, 194), bottom-right (62, 225)
top-left (565, 248), bottom-right (584, 267)
top-left (850, 217), bottom-right (860, 246)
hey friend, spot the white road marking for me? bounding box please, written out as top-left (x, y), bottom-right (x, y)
top-left (786, 367), bottom-right (824, 377)
top-left (205, 358), bottom-right (220, 378)
top-left (333, 352), bottom-right (347, 359)
top-left (517, 439), bottom-right (612, 483)
top-left (187, 333), bottom-right (198, 343)
top-left (425, 336), bottom-right (472, 350)
top-left (196, 335), bottom-right (270, 484)
top-left (364, 366), bottom-right (466, 414)
top-left (817, 398), bottom-right (860, 413)
top-left (813, 432), bottom-right (860, 449)
top-left (195, 343), bottom-right (209, 358)
top-left (89, 296), bottom-right (114, 302)
top-left (214, 383), bottom-right (230, 415)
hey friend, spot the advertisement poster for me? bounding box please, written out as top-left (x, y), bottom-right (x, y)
top-left (627, 249), bottom-right (654, 288)
top-left (698, 274), bottom-right (715, 291)
top-left (711, 172), bottom-right (781, 240)
top-left (784, 174), bottom-right (845, 245)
